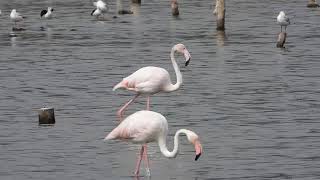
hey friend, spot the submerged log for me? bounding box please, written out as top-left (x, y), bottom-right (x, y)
top-left (38, 107), bottom-right (55, 125)
top-left (132, 0), bottom-right (141, 4)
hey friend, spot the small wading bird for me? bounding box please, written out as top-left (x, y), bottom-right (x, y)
top-left (40, 7), bottom-right (54, 19)
top-left (277, 11), bottom-right (290, 32)
top-left (91, 0), bottom-right (108, 18)
top-left (104, 110), bottom-right (203, 176)
top-left (10, 9), bottom-right (24, 28)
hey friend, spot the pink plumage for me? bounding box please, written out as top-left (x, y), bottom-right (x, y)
top-left (105, 110), bottom-right (203, 176)
top-left (113, 43), bottom-right (191, 119)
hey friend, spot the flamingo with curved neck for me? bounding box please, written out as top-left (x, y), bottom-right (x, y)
top-left (113, 43), bottom-right (191, 120)
top-left (105, 110), bottom-right (203, 176)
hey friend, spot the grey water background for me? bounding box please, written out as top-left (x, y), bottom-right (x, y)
top-left (0, 0), bottom-right (320, 179)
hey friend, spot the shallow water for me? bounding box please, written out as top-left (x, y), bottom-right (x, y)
top-left (1, 0), bottom-right (320, 179)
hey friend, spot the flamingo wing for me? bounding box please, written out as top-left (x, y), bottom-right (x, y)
top-left (113, 66), bottom-right (171, 93)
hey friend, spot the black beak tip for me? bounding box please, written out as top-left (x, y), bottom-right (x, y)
top-left (185, 59), bottom-right (190, 66)
top-left (195, 153), bottom-right (201, 161)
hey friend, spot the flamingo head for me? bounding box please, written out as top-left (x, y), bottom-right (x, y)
top-left (174, 44), bottom-right (191, 66)
top-left (185, 130), bottom-right (203, 161)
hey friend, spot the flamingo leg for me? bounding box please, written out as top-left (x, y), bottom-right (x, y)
top-left (142, 96), bottom-right (151, 176)
top-left (134, 145), bottom-right (145, 176)
top-left (117, 94), bottom-right (139, 121)
top-left (143, 144), bottom-right (151, 176)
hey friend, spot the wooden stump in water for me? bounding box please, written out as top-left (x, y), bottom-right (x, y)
top-left (276, 32), bottom-right (287, 48)
top-left (38, 107), bottom-right (55, 125)
top-left (214, 0), bottom-right (225, 31)
top-left (118, 10), bottom-right (133, 15)
top-left (307, 0), bottom-right (319, 7)
top-left (132, 0), bottom-right (141, 4)
top-left (171, 0), bottom-right (179, 16)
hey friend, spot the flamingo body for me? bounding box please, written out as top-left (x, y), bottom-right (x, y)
top-left (113, 66), bottom-right (172, 95)
top-left (106, 110), bottom-right (167, 143)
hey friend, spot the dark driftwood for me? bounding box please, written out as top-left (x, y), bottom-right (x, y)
top-left (276, 32), bottom-right (287, 48)
top-left (118, 10), bottom-right (133, 14)
top-left (38, 107), bottom-right (55, 125)
top-left (307, 0), bottom-right (319, 7)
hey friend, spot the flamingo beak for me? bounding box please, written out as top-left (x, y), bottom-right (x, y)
top-left (194, 140), bottom-right (202, 161)
top-left (184, 49), bottom-right (191, 66)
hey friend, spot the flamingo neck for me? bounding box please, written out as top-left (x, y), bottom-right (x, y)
top-left (164, 48), bottom-right (182, 92)
top-left (158, 129), bottom-right (189, 158)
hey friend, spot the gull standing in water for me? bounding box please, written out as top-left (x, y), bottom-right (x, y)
top-left (91, 0), bottom-right (108, 18)
top-left (277, 11), bottom-right (290, 32)
top-left (40, 7), bottom-right (54, 19)
top-left (10, 9), bottom-right (24, 28)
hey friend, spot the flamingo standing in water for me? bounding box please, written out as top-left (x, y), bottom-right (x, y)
top-left (104, 110), bottom-right (203, 176)
top-left (113, 43), bottom-right (191, 119)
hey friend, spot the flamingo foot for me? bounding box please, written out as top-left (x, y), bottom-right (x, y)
top-left (134, 170), bottom-right (140, 176)
top-left (145, 168), bottom-right (151, 176)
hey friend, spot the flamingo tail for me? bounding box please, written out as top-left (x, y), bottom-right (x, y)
top-left (113, 81), bottom-right (125, 91)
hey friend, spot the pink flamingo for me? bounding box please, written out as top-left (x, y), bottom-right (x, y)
top-left (113, 43), bottom-right (191, 119)
top-left (104, 110), bottom-right (203, 176)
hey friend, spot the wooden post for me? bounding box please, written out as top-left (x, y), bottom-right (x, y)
top-left (216, 30), bottom-right (226, 47)
top-left (214, 0), bottom-right (225, 31)
top-left (171, 0), bottom-right (179, 16)
top-left (132, 0), bottom-right (141, 4)
top-left (307, 0), bottom-right (319, 7)
top-left (276, 32), bottom-right (287, 48)
top-left (38, 107), bottom-right (55, 125)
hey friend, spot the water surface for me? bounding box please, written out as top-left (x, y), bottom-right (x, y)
top-left (0, 0), bottom-right (320, 179)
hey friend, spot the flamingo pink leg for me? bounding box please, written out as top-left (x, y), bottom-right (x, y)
top-left (117, 94), bottom-right (139, 121)
top-left (134, 145), bottom-right (145, 176)
top-left (143, 144), bottom-right (151, 176)
top-left (142, 96), bottom-right (151, 176)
